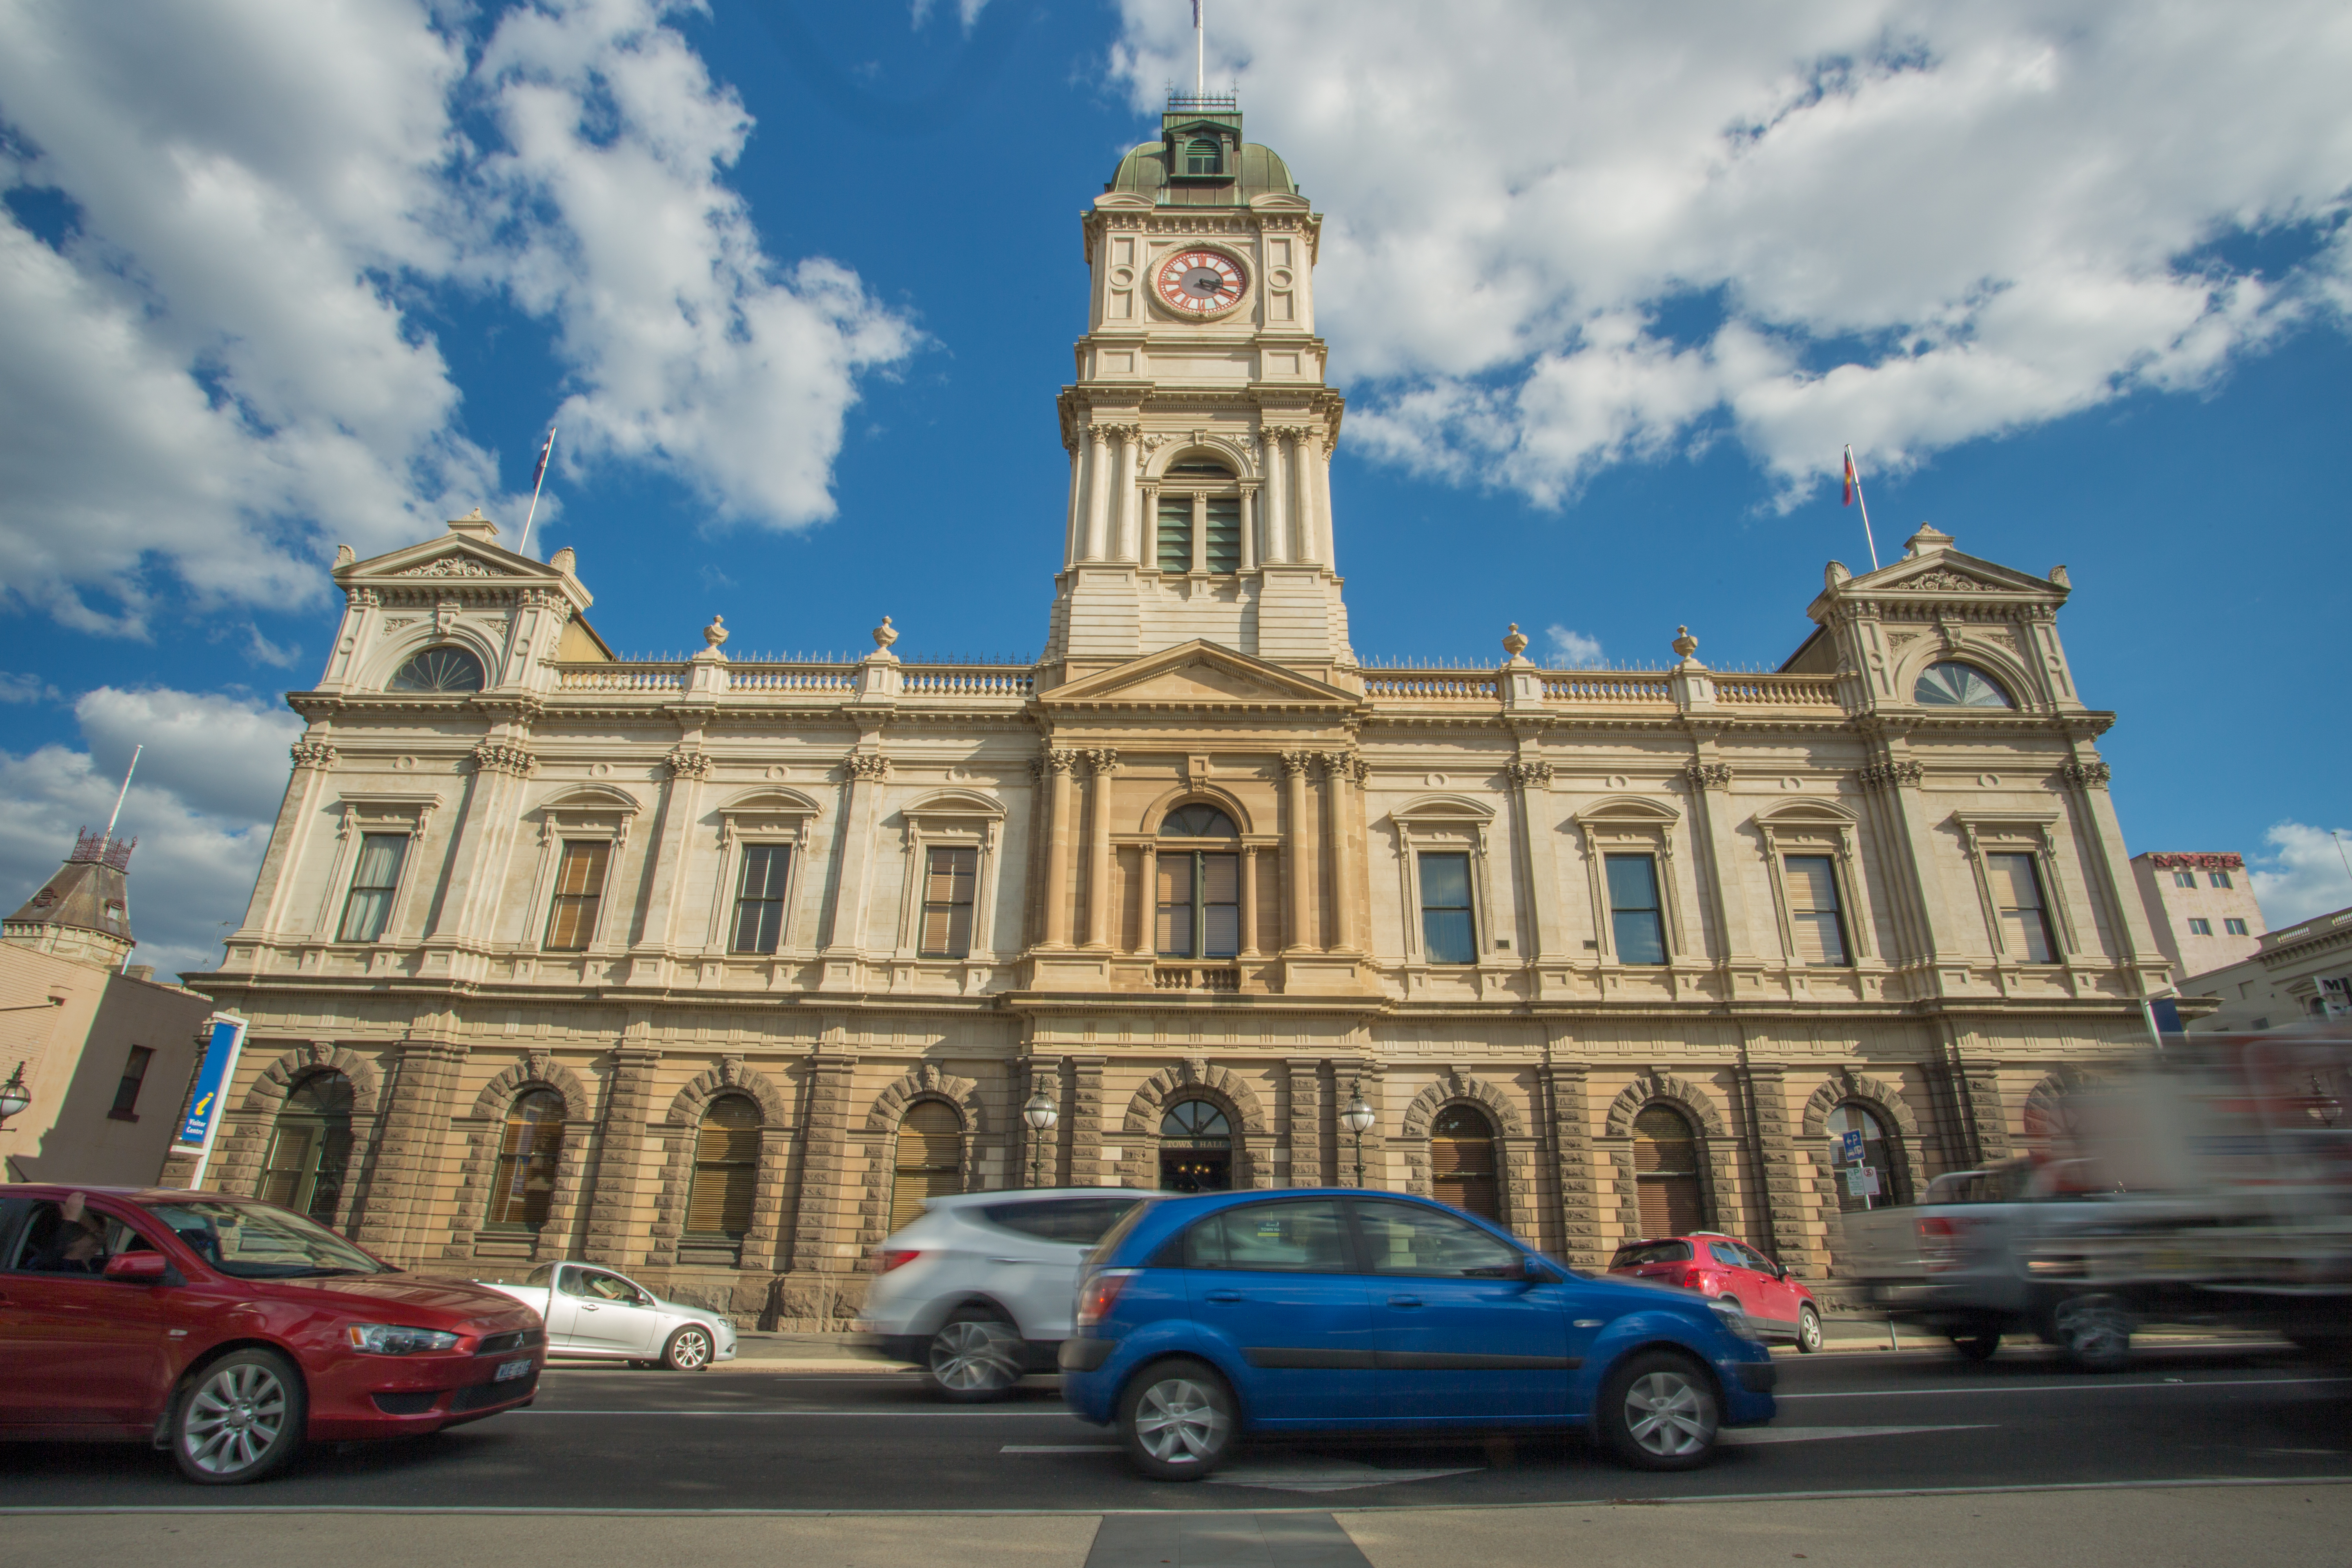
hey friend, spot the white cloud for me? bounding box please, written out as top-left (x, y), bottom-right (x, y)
top-left (0, 686), bottom-right (302, 981)
top-left (2250, 822), bottom-right (2352, 929)
top-left (0, 671), bottom-right (59, 704)
top-left (1545, 625), bottom-right (1604, 668)
top-left (910, 0), bottom-right (989, 31)
top-left (0, 0), bottom-right (915, 637)
top-left (1111, 2), bottom-right (2352, 506)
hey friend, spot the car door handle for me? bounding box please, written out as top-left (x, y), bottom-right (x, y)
top-left (580, 1303), bottom-right (600, 1312)
top-left (988, 1258), bottom-right (1033, 1265)
top-left (1387, 1296), bottom-right (1423, 1309)
top-left (1202, 1290), bottom-right (1243, 1303)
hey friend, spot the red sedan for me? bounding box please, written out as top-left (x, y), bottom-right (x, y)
top-left (0, 1185), bottom-right (546, 1483)
top-left (1609, 1231), bottom-right (1825, 1353)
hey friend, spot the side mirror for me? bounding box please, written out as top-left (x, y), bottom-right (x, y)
top-left (1521, 1253), bottom-right (1554, 1283)
top-left (103, 1250), bottom-right (170, 1283)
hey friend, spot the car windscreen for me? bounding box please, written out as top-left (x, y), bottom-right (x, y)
top-left (982, 1197), bottom-right (1141, 1245)
top-left (1610, 1239), bottom-right (1693, 1267)
top-left (141, 1198), bottom-right (390, 1278)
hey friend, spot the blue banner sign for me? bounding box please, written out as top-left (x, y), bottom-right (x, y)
top-left (177, 1016), bottom-right (247, 1151)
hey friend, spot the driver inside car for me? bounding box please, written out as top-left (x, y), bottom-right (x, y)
top-left (25, 1192), bottom-right (109, 1274)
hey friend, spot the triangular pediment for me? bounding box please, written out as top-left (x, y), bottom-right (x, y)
top-left (1042, 641), bottom-right (1359, 710)
top-left (1865, 550), bottom-right (2047, 595)
top-left (350, 535), bottom-right (544, 584)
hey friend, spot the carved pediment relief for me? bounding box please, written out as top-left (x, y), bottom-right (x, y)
top-left (1044, 640), bottom-right (1357, 710)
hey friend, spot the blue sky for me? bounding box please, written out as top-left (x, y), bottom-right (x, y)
top-left (2, 0), bottom-right (2348, 978)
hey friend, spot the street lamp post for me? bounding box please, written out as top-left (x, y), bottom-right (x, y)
top-left (1022, 1084), bottom-right (1059, 1189)
top-left (0, 1062), bottom-right (29, 1129)
top-left (1342, 1080), bottom-right (1375, 1188)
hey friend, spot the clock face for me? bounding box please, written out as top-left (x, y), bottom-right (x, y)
top-left (1155, 249), bottom-right (1247, 315)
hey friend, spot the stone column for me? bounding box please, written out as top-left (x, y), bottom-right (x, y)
top-left (1111, 425), bottom-right (1141, 562)
top-left (1133, 842), bottom-right (1158, 956)
top-left (1311, 434), bottom-right (1336, 573)
top-left (1041, 749), bottom-right (1079, 948)
top-left (1083, 750), bottom-right (1118, 949)
top-left (1321, 753), bottom-right (1359, 952)
top-left (1065, 1055), bottom-right (1106, 1187)
top-left (1285, 1058), bottom-right (1327, 1188)
top-left (1543, 1060), bottom-right (1601, 1270)
top-left (428, 742), bottom-right (534, 942)
top-left (1261, 430), bottom-right (1290, 562)
top-left (582, 1045), bottom-right (661, 1268)
top-left (638, 747), bottom-right (711, 953)
top-left (251, 739), bottom-right (336, 937)
top-left (1288, 431), bottom-right (1317, 564)
top-left (1239, 488), bottom-right (1259, 571)
top-left (349, 1035), bottom-right (469, 1265)
top-left (1281, 751), bottom-right (1313, 951)
top-left (1082, 425), bottom-right (1113, 561)
top-left (1238, 844), bottom-right (1261, 957)
top-left (1685, 756), bottom-right (1753, 962)
top-left (1062, 436), bottom-right (1085, 566)
top-left (821, 752), bottom-right (890, 960)
top-left (1740, 1061), bottom-right (1823, 1276)
top-left (1507, 758), bottom-right (1559, 960)
top-left (787, 1053), bottom-right (858, 1279)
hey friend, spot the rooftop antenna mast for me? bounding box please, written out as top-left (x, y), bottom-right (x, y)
top-left (104, 744), bottom-right (141, 840)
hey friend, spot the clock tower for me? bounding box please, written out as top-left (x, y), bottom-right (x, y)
top-left (1044, 95), bottom-right (1351, 688)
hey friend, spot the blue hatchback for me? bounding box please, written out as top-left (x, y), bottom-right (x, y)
top-left (1059, 1189), bottom-right (1777, 1479)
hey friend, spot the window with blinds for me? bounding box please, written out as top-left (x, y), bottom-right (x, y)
top-left (1429, 1104), bottom-right (1500, 1221)
top-left (730, 843), bottom-right (791, 953)
top-left (543, 840), bottom-right (611, 951)
top-left (1606, 854), bottom-right (1668, 965)
top-left (1419, 852), bottom-right (1476, 963)
top-left (1783, 854), bottom-right (1851, 966)
top-left (684, 1094), bottom-right (760, 1237)
top-left (1631, 1103), bottom-right (1703, 1237)
top-left (889, 1100), bottom-right (965, 1232)
top-left (337, 832), bottom-right (408, 943)
top-left (486, 1089), bottom-right (565, 1228)
top-left (1204, 495), bottom-right (1241, 572)
top-left (919, 846), bottom-right (978, 958)
top-left (1989, 851), bottom-right (2056, 962)
top-left (1157, 493), bottom-right (1193, 573)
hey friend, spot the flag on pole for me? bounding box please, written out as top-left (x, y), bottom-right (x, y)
top-left (1842, 448), bottom-right (1859, 507)
top-left (530, 427), bottom-right (556, 489)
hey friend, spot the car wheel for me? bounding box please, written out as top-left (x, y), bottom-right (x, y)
top-left (1795, 1305), bottom-right (1824, 1354)
top-left (925, 1309), bottom-right (1024, 1403)
top-left (172, 1349), bottom-right (306, 1485)
top-left (1118, 1356), bottom-right (1237, 1481)
top-left (1949, 1329), bottom-right (2001, 1362)
top-left (662, 1324), bottom-right (716, 1372)
top-left (2053, 1294), bottom-right (2131, 1372)
top-left (1597, 1350), bottom-right (1720, 1472)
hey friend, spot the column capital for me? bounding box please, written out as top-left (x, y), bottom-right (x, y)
top-left (1085, 748), bottom-right (1120, 776)
top-left (1506, 758), bottom-right (1555, 788)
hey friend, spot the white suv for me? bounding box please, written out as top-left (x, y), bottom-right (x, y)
top-left (852, 1188), bottom-right (1144, 1400)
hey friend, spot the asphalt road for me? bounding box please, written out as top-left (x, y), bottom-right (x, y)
top-left (4, 1341), bottom-right (2349, 1513)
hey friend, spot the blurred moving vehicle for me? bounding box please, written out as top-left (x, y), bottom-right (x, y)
top-left (1608, 1232), bottom-right (1824, 1352)
top-left (0, 1185), bottom-right (544, 1484)
top-left (1839, 1025), bottom-right (2352, 1370)
top-left (1059, 1189), bottom-right (1776, 1480)
top-left (478, 1261), bottom-right (737, 1370)
top-left (853, 1188), bottom-right (1143, 1399)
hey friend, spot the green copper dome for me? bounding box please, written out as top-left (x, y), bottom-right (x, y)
top-left (1108, 101), bottom-right (1298, 207)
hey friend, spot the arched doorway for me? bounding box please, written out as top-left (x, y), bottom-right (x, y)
top-left (258, 1071), bottom-right (354, 1225)
top-left (1159, 1099), bottom-right (1233, 1192)
top-left (1631, 1103), bottom-right (1704, 1236)
top-left (1827, 1102), bottom-right (1905, 1212)
top-left (890, 1100), bottom-right (965, 1231)
top-left (1430, 1104), bottom-right (1501, 1221)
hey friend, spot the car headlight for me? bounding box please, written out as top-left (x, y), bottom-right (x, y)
top-left (346, 1323), bottom-right (462, 1355)
top-left (1706, 1297), bottom-right (1752, 1339)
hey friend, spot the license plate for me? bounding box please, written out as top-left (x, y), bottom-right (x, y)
top-left (495, 1357), bottom-right (532, 1382)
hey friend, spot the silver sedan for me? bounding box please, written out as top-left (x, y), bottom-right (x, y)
top-left (480, 1261), bottom-right (739, 1370)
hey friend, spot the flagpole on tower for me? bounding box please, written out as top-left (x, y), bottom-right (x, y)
top-left (1842, 444), bottom-right (1880, 571)
top-left (1194, 0), bottom-right (1205, 96)
top-left (519, 425), bottom-right (557, 559)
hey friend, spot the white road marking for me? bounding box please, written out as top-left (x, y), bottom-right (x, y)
top-left (512, 1408), bottom-right (1074, 1417)
top-left (1207, 1457), bottom-right (1482, 1493)
top-left (1720, 1423), bottom-right (1992, 1445)
top-left (1780, 1375), bottom-right (2351, 1401)
top-left (1002, 1445), bottom-right (1120, 1454)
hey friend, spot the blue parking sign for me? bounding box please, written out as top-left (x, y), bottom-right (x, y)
top-left (1840, 1129), bottom-right (1864, 1164)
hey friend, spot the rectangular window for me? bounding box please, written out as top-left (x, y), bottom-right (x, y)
top-left (1605, 853), bottom-right (1668, 964)
top-left (1156, 852), bottom-right (1193, 956)
top-left (2225, 918), bottom-right (2250, 936)
top-left (1988, 851), bottom-right (2056, 962)
top-left (2187, 918), bottom-right (2213, 936)
top-left (1156, 853), bottom-right (1239, 959)
top-left (1200, 853), bottom-right (1239, 958)
top-left (109, 1045), bottom-right (154, 1120)
top-left (2210, 871), bottom-right (2234, 889)
top-left (543, 840), bottom-right (611, 951)
top-left (730, 844), bottom-right (791, 954)
top-left (1783, 854), bottom-right (1851, 966)
top-left (919, 846), bottom-right (978, 958)
top-left (2173, 870), bottom-right (2196, 888)
top-left (1204, 495), bottom-right (1242, 572)
top-left (336, 832), bottom-right (409, 943)
top-left (1419, 851), bottom-right (1477, 964)
top-left (1156, 494), bottom-right (1192, 573)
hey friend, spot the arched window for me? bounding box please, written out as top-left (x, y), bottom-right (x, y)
top-left (890, 1100), bottom-right (965, 1232)
top-left (1913, 662), bottom-right (2012, 708)
top-left (1156, 459), bottom-right (1242, 575)
top-left (486, 1088), bottom-right (565, 1229)
top-left (1827, 1102), bottom-right (1905, 1212)
top-left (1430, 1104), bottom-right (1500, 1221)
top-left (258, 1071), bottom-right (354, 1225)
top-left (1631, 1103), bottom-right (1704, 1237)
top-left (1157, 804), bottom-right (1241, 960)
top-left (389, 645), bottom-right (486, 693)
top-left (684, 1094), bottom-right (760, 1240)
top-left (1184, 136), bottom-right (1222, 176)
top-left (1159, 1098), bottom-right (1233, 1194)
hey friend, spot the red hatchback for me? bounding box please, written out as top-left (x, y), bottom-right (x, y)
top-left (0, 1185), bottom-right (546, 1483)
top-left (1609, 1232), bottom-right (1824, 1353)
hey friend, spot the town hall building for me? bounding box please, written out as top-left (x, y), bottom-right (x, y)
top-left (186, 99), bottom-right (2172, 1327)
